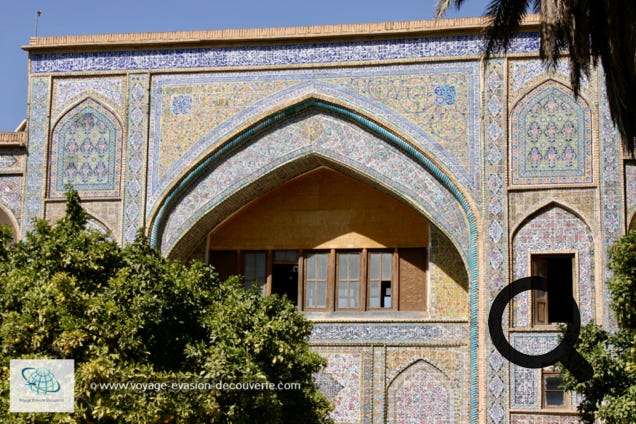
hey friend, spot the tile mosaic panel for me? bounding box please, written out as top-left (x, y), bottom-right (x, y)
top-left (159, 112), bottom-right (471, 261)
top-left (309, 322), bottom-right (468, 345)
top-left (598, 72), bottom-right (622, 330)
top-left (148, 63), bottom-right (481, 216)
top-left (627, 163), bottom-right (636, 220)
top-left (509, 333), bottom-right (560, 409)
top-left (508, 189), bottom-right (597, 233)
top-left (31, 32), bottom-right (541, 74)
top-left (510, 59), bottom-right (572, 97)
top-left (122, 74), bottom-right (150, 244)
top-left (484, 60), bottom-right (508, 424)
top-left (312, 347), bottom-right (372, 424)
top-left (386, 356), bottom-right (461, 424)
top-left (512, 205), bottom-right (595, 327)
top-left (22, 77), bottom-right (50, 235)
top-left (0, 152), bottom-right (25, 174)
top-left (0, 175), bottom-right (22, 228)
top-left (510, 81), bottom-right (593, 186)
top-left (429, 225), bottom-right (469, 318)
top-left (49, 98), bottom-right (123, 198)
top-left (510, 413), bottom-right (580, 423)
top-left (52, 77), bottom-right (124, 121)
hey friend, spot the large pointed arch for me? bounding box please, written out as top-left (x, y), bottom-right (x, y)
top-left (147, 99), bottom-right (481, 414)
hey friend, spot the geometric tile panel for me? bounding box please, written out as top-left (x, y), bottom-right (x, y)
top-left (510, 81), bottom-right (593, 186)
top-left (148, 63), bottom-right (482, 214)
top-left (312, 347), bottom-right (372, 424)
top-left (509, 333), bottom-right (560, 410)
top-left (0, 175), bottom-right (22, 228)
top-left (52, 77), bottom-right (124, 121)
top-left (22, 76), bottom-right (50, 235)
top-left (626, 162), bottom-right (636, 225)
top-left (387, 359), bottom-right (456, 423)
top-left (510, 413), bottom-right (581, 423)
top-left (122, 74), bottom-right (150, 244)
top-left (49, 98), bottom-right (123, 198)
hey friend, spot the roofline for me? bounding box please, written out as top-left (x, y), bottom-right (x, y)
top-left (23, 15), bottom-right (541, 53)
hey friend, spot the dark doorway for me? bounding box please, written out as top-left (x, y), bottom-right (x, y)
top-left (272, 263), bottom-right (299, 305)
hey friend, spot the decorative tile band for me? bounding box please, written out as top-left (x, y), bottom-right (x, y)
top-left (309, 322), bottom-right (468, 345)
top-left (30, 32), bottom-right (540, 74)
top-left (122, 74), bottom-right (149, 244)
top-left (21, 77), bottom-right (50, 235)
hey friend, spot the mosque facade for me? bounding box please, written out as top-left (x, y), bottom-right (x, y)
top-left (1, 15), bottom-right (634, 423)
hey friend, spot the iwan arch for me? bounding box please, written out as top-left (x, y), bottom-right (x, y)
top-left (1, 15), bottom-right (633, 423)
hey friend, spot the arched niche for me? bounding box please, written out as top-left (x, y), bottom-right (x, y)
top-left (386, 359), bottom-right (457, 423)
top-left (510, 80), bottom-right (593, 186)
top-left (49, 97), bottom-right (123, 199)
top-left (511, 203), bottom-right (595, 326)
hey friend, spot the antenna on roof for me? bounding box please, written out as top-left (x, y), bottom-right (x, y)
top-left (35, 10), bottom-right (42, 37)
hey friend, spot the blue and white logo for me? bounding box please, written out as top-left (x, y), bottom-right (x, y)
top-left (10, 359), bottom-right (74, 413)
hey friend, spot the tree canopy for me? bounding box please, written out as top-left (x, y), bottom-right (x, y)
top-left (0, 190), bottom-right (332, 423)
top-left (557, 230), bottom-right (636, 422)
top-left (436, 0), bottom-right (636, 156)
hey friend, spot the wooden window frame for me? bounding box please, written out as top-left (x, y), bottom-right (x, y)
top-left (530, 252), bottom-right (577, 328)
top-left (541, 369), bottom-right (571, 409)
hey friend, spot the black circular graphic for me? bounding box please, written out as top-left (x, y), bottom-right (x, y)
top-left (488, 276), bottom-right (593, 382)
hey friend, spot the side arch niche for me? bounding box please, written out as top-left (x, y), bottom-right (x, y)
top-left (509, 80), bottom-right (593, 186)
top-left (511, 203), bottom-right (595, 327)
top-left (386, 359), bottom-right (457, 423)
top-left (49, 98), bottom-right (123, 199)
top-left (0, 204), bottom-right (19, 242)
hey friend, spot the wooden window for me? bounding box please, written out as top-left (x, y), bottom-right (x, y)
top-left (304, 252), bottom-right (329, 309)
top-left (531, 254), bottom-right (575, 326)
top-left (244, 251), bottom-right (267, 293)
top-left (542, 370), bottom-right (570, 408)
top-left (368, 251), bottom-right (393, 309)
top-left (337, 252), bottom-right (361, 309)
top-left (210, 248), bottom-right (427, 312)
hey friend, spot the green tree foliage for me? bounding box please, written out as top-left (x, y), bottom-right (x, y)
top-left (0, 190), bottom-right (332, 423)
top-left (558, 230), bottom-right (636, 423)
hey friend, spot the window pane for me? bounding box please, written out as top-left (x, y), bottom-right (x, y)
top-left (369, 254), bottom-right (379, 280)
top-left (244, 252), bottom-right (266, 293)
top-left (318, 253), bottom-right (328, 280)
top-left (381, 253), bottom-right (392, 281)
top-left (545, 391), bottom-right (565, 406)
top-left (350, 281), bottom-right (359, 308)
top-left (316, 281), bottom-right (327, 308)
top-left (305, 252), bottom-right (328, 309)
top-left (274, 250), bottom-right (297, 262)
top-left (337, 252), bottom-right (360, 309)
top-left (369, 281), bottom-right (380, 308)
